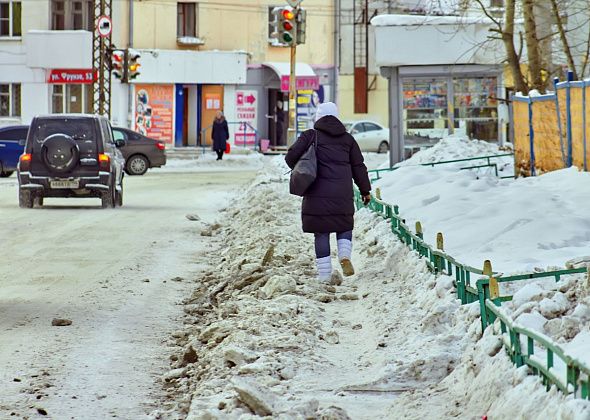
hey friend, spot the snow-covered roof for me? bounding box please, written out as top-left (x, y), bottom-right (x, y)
top-left (371, 14), bottom-right (494, 27)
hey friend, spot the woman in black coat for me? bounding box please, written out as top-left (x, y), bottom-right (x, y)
top-left (212, 111), bottom-right (229, 160)
top-left (285, 102), bottom-right (371, 284)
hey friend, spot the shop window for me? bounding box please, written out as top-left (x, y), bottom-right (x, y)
top-left (51, 84), bottom-right (92, 114)
top-left (453, 77), bottom-right (498, 141)
top-left (0, 1), bottom-right (22, 37)
top-left (403, 79), bottom-right (448, 141)
top-left (0, 83), bottom-right (21, 117)
top-left (177, 2), bottom-right (197, 37)
top-left (51, 0), bottom-right (93, 31)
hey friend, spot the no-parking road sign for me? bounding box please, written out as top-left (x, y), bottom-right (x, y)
top-left (96, 15), bottom-right (112, 38)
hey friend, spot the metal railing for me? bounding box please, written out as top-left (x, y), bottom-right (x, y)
top-left (356, 174), bottom-right (590, 400)
top-left (368, 153), bottom-right (515, 182)
top-left (485, 299), bottom-right (590, 399)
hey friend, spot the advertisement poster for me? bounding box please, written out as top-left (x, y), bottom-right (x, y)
top-left (134, 84), bottom-right (174, 144)
top-left (296, 86), bottom-right (324, 136)
top-left (235, 90), bottom-right (257, 145)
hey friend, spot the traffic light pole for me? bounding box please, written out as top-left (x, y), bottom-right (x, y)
top-left (288, 41), bottom-right (297, 146)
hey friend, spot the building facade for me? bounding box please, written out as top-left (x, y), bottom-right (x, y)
top-left (0, 0), bottom-right (336, 149)
top-left (120, 0), bottom-right (336, 148)
top-left (0, 0), bottom-right (116, 127)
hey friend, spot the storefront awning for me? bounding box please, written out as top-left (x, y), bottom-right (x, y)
top-left (263, 62), bottom-right (319, 92)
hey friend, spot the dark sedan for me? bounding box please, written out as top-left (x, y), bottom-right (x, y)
top-left (113, 127), bottom-right (167, 175)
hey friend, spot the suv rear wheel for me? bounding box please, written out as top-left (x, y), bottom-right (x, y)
top-left (19, 189), bottom-right (34, 208)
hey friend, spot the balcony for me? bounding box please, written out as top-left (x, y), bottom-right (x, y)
top-left (25, 30), bottom-right (92, 69)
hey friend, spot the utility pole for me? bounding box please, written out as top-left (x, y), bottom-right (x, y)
top-left (93, 0), bottom-right (113, 117)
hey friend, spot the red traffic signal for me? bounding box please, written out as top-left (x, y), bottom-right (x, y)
top-left (111, 49), bottom-right (125, 80)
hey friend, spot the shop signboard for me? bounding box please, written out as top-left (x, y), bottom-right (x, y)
top-left (235, 90), bottom-right (257, 145)
top-left (47, 69), bottom-right (96, 84)
top-left (280, 75), bottom-right (319, 92)
top-left (134, 84), bottom-right (175, 144)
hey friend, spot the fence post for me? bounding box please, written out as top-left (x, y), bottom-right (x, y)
top-left (583, 81), bottom-right (588, 171)
top-left (415, 221), bottom-right (423, 239)
top-left (527, 98), bottom-right (536, 176)
top-left (483, 259), bottom-right (499, 301)
top-left (435, 232), bottom-right (444, 273)
top-left (566, 70), bottom-right (574, 167)
top-left (554, 77), bottom-right (567, 167)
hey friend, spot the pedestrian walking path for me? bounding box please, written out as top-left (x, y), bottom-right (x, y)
top-left (152, 159), bottom-right (587, 419)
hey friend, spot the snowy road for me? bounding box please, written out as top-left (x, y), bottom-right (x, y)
top-left (0, 168), bottom-right (256, 418)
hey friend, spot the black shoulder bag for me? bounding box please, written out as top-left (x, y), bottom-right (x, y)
top-left (289, 130), bottom-right (317, 196)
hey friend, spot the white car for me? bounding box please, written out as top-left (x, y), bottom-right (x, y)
top-left (343, 120), bottom-right (390, 153)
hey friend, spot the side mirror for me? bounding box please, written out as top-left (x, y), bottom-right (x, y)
top-left (18, 139), bottom-right (26, 146)
top-left (115, 139), bottom-right (126, 148)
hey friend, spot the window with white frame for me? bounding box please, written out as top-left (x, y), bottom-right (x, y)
top-left (51, 85), bottom-right (92, 114)
top-left (0, 83), bottom-right (21, 117)
top-left (0, 1), bottom-right (22, 37)
top-left (51, 0), bottom-right (94, 31)
top-left (177, 2), bottom-right (197, 38)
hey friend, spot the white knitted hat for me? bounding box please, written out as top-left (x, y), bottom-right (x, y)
top-left (315, 102), bottom-right (339, 122)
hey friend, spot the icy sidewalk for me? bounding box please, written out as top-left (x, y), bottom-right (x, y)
top-left (154, 161), bottom-right (590, 419)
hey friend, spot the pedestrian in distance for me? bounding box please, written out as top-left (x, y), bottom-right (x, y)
top-left (285, 102), bottom-right (372, 284)
top-left (212, 111), bottom-right (229, 161)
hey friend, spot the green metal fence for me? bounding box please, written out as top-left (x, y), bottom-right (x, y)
top-left (485, 300), bottom-right (590, 399)
top-left (368, 153), bottom-right (515, 182)
top-left (356, 182), bottom-right (590, 400)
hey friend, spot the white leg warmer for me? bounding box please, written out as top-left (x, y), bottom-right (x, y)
top-left (337, 239), bottom-right (352, 260)
top-left (316, 256), bottom-right (332, 282)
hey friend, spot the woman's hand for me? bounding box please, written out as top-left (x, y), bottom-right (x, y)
top-left (362, 194), bottom-right (371, 206)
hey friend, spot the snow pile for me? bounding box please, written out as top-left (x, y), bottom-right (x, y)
top-left (389, 134), bottom-right (511, 168)
top-left (496, 274), bottom-right (590, 374)
top-left (154, 152), bottom-right (264, 173)
top-left (375, 165), bottom-right (590, 273)
top-left (153, 158), bottom-right (590, 419)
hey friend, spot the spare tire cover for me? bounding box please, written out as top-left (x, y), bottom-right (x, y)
top-left (41, 134), bottom-right (80, 173)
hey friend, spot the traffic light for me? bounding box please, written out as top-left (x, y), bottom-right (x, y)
top-left (270, 7), bottom-right (281, 41)
top-left (111, 49), bottom-right (125, 80)
top-left (296, 8), bottom-right (306, 45)
top-left (278, 7), bottom-right (296, 46)
top-left (128, 49), bottom-right (141, 81)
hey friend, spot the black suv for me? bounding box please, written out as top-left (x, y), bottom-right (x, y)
top-left (17, 114), bottom-right (126, 209)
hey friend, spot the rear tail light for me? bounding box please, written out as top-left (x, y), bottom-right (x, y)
top-left (19, 153), bottom-right (32, 172)
top-left (156, 142), bottom-right (165, 151)
top-left (98, 153), bottom-right (110, 171)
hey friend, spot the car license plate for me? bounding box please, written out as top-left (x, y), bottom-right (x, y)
top-left (50, 180), bottom-right (79, 189)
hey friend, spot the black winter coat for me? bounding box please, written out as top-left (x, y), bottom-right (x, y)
top-left (212, 119), bottom-right (229, 151)
top-left (285, 116), bottom-right (371, 233)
